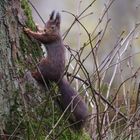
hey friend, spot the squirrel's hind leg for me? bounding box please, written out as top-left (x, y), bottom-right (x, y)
top-left (32, 71), bottom-right (51, 88)
top-left (31, 71), bottom-right (45, 85)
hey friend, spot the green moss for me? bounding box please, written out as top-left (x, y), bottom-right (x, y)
top-left (58, 130), bottom-right (91, 140)
top-left (21, 0), bottom-right (35, 29)
top-left (19, 33), bottom-right (42, 59)
top-left (5, 84), bottom-right (91, 140)
top-left (4, 89), bottom-right (25, 136)
top-left (20, 0), bottom-right (42, 58)
top-left (18, 0), bottom-right (42, 73)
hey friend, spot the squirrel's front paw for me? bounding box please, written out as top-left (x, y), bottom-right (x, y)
top-left (35, 23), bottom-right (44, 33)
top-left (24, 27), bottom-right (31, 34)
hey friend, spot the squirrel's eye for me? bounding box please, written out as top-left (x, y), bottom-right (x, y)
top-left (51, 26), bottom-right (55, 30)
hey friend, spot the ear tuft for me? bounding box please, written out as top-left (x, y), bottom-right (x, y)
top-left (55, 12), bottom-right (61, 26)
top-left (50, 10), bottom-right (55, 20)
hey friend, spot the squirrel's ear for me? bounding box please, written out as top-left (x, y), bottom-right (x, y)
top-left (50, 10), bottom-right (55, 20)
top-left (55, 12), bottom-right (61, 28)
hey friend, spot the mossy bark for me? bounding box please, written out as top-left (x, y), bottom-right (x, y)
top-left (0, 0), bottom-right (43, 139)
top-left (0, 0), bottom-right (91, 139)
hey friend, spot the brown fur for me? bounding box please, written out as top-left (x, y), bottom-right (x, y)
top-left (24, 11), bottom-right (88, 129)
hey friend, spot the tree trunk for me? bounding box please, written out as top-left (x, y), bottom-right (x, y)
top-left (0, 0), bottom-right (25, 127)
top-left (0, 0), bottom-right (45, 139)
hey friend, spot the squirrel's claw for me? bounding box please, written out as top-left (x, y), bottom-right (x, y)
top-left (35, 23), bottom-right (44, 33)
top-left (24, 27), bottom-right (31, 34)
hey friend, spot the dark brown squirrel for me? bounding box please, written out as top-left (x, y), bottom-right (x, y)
top-left (24, 11), bottom-right (88, 129)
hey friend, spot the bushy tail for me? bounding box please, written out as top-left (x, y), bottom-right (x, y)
top-left (58, 78), bottom-right (88, 129)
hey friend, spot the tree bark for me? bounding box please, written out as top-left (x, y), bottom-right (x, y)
top-left (0, 0), bottom-right (24, 123)
top-left (0, 0), bottom-right (43, 139)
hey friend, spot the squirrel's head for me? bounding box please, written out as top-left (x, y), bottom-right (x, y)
top-left (45, 11), bottom-right (61, 33)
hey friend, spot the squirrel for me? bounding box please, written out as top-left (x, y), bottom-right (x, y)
top-left (24, 11), bottom-right (88, 129)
